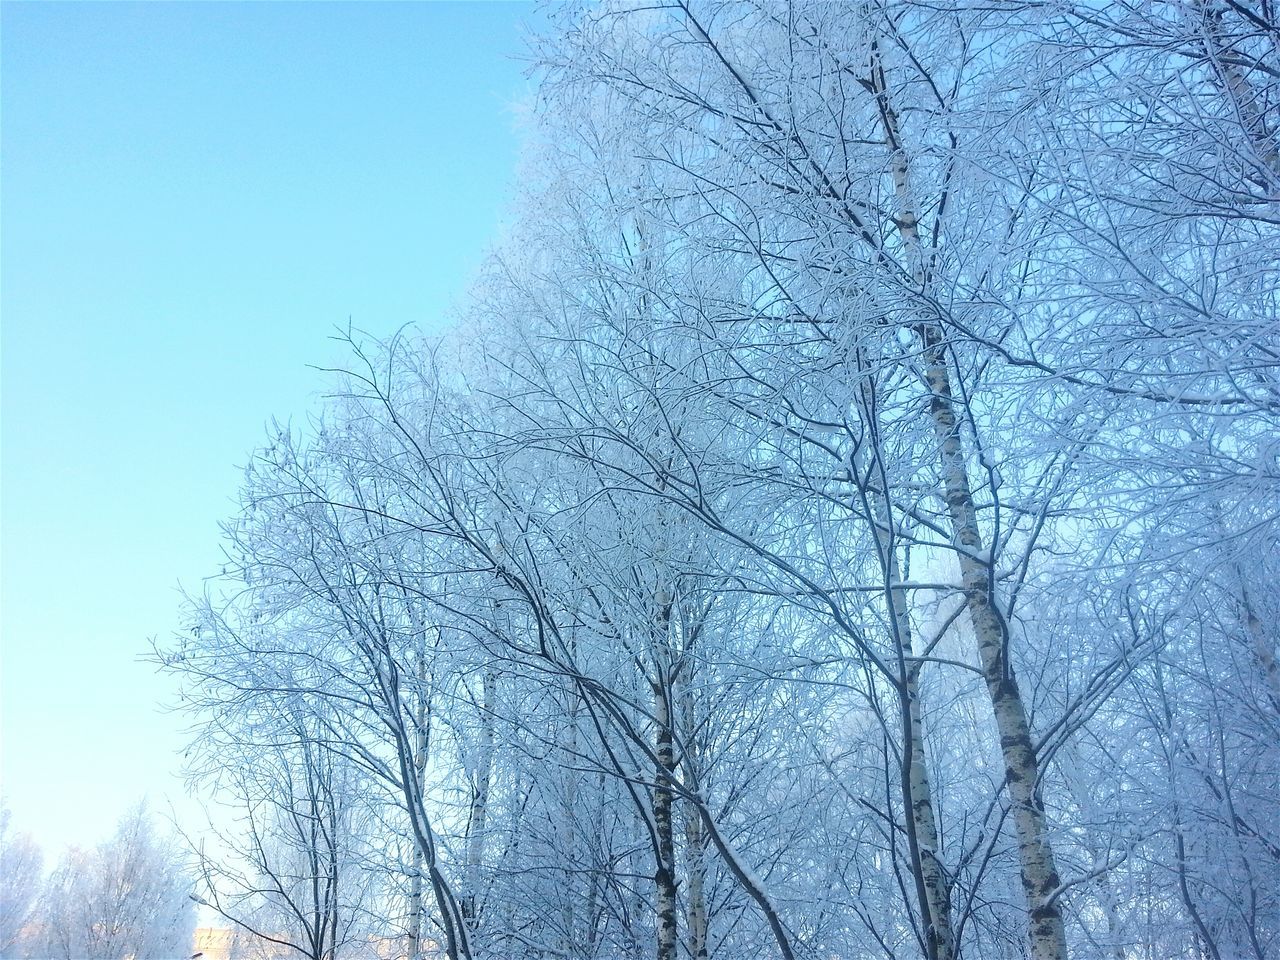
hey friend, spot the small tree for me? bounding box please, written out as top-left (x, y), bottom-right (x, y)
top-left (189, 714), bottom-right (379, 960)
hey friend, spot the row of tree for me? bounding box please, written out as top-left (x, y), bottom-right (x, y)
top-left (0, 805), bottom-right (193, 960)
top-left (163, 2), bottom-right (1278, 960)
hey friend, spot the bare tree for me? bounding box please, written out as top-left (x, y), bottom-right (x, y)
top-left (161, 4), bottom-right (1279, 960)
top-left (187, 711), bottom-right (378, 960)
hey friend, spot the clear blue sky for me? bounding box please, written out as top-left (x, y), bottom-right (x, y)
top-left (2, 1), bottom-right (536, 856)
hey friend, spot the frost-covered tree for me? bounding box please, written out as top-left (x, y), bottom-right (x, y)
top-left (0, 807), bottom-right (41, 959)
top-left (187, 709), bottom-right (381, 960)
top-left (162, 3), bottom-right (1279, 959)
top-left (36, 804), bottom-right (193, 960)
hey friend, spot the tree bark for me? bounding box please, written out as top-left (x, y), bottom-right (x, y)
top-left (407, 656), bottom-right (431, 960)
top-left (678, 660), bottom-right (710, 960)
top-left (463, 669), bottom-right (496, 932)
top-left (652, 586), bottom-right (679, 960)
top-left (919, 326), bottom-right (1068, 960)
top-left (858, 394), bottom-right (956, 960)
top-left (869, 39), bottom-right (1069, 960)
top-left (1239, 580), bottom-right (1280, 716)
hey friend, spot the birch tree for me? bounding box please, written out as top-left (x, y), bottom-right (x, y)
top-left (37, 804), bottom-right (194, 960)
top-left (0, 808), bottom-right (41, 959)
top-left (164, 4), bottom-right (1279, 959)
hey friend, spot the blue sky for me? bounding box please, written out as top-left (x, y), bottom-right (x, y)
top-left (2, 1), bottom-right (536, 855)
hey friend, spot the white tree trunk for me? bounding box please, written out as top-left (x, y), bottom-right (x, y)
top-left (407, 657), bottom-right (431, 960)
top-left (920, 336), bottom-right (1068, 960)
top-left (652, 588), bottom-right (678, 960)
top-left (678, 663), bottom-right (709, 960)
top-left (1239, 581), bottom-right (1280, 715)
top-left (869, 40), bottom-right (1069, 960)
top-left (464, 670), bottom-right (496, 931)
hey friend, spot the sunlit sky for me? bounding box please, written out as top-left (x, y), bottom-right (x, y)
top-left (2, 1), bottom-right (535, 857)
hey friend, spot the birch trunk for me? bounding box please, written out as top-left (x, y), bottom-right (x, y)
top-left (584, 770), bottom-right (606, 959)
top-left (407, 656), bottom-right (431, 960)
top-left (902, 658), bottom-right (953, 960)
top-left (858, 397), bottom-right (955, 960)
top-left (678, 661), bottom-right (709, 960)
top-left (463, 670), bottom-right (496, 931)
top-left (919, 324), bottom-right (1068, 960)
top-left (1200, 1), bottom-right (1280, 187)
top-left (682, 809), bottom-right (709, 960)
top-left (1239, 581), bottom-right (1280, 715)
top-left (870, 41), bottom-right (1069, 960)
top-left (407, 849), bottom-right (423, 960)
top-left (559, 692), bottom-right (580, 954)
top-left (383, 639), bottom-right (471, 960)
top-left (652, 585), bottom-right (678, 960)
